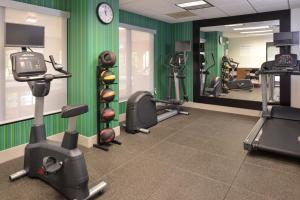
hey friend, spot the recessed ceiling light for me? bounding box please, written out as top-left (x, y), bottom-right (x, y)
top-left (249, 33), bottom-right (273, 36)
top-left (240, 30), bottom-right (273, 34)
top-left (224, 24), bottom-right (244, 27)
top-left (176, 0), bottom-right (212, 10)
top-left (234, 26), bottom-right (270, 31)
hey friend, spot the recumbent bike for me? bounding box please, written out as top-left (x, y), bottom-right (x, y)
top-left (9, 50), bottom-right (107, 200)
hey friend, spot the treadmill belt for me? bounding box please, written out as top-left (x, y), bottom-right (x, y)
top-left (259, 118), bottom-right (300, 158)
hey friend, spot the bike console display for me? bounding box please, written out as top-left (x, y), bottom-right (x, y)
top-left (11, 52), bottom-right (47, 77)
top-left (10, 51), bottom-right (71, 82)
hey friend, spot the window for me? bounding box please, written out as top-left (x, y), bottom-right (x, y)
top-left (119, 24), bottom-right (155, 102)
top-left (0, 7), bottom-right (68, 124)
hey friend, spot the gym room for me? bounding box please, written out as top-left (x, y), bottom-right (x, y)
top-left (0, 0), bottom-right (300, 200)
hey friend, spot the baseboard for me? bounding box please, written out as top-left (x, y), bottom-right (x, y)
top-left (184, 102), bottom-right (261, 117)
top-left (0, 126), bottom-right (121, 164)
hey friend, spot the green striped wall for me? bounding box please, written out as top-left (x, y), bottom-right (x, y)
top-left (119, 102), bottom-right (127, 116)
top-left (0, 0), bottom-right (119, 150)
top-left (68, 0), bottom-right (119, 137)
top-left (0, 115), bottom-right (67, 151)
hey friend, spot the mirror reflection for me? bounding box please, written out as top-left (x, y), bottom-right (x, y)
top-left (199, 20), bottom-right (280, 103)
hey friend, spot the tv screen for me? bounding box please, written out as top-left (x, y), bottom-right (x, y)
top-left (5, 23), bottom-right (45, 48)
top-left (176, 41), bottom-right (191, 52)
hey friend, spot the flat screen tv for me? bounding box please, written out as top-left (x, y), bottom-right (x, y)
top-left (5, 23), bottom-right (45, 48)
top-left (175, 41), bottom-right (191, 52)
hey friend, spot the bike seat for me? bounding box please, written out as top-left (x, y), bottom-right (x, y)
top-left (61, 104), bottom-right (88, 118)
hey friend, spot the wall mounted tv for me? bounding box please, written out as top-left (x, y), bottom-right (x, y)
top-left (5, 23), bottom-right (45, 48)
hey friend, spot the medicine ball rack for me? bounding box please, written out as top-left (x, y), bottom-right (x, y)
top-left (94, 51), bottom-right (121, 151)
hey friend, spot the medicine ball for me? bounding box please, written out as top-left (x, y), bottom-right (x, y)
top-left (99, 128), bottom-right (115, 143)
top-left (100, 88), bottom-right (115, 103)
top-left (99, 51), bottom-right (116, 68)
top-left (101, 108), bottom-right (115, 122)
top-left (101, 70), bottom-right (115, 84)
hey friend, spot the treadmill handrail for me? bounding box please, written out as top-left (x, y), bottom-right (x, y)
top-left (243, 117), bottom-right (266, 151)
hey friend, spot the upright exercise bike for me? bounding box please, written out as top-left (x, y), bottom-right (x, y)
top-left (9, 50), bottom-right (107, 200)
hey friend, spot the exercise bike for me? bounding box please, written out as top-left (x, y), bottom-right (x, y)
top-left (199, 53), bottom-right (222, 97)
top-left (9, 49), bottom-right (107, 200)
top-left (124, 41), bottom-right (190, 133)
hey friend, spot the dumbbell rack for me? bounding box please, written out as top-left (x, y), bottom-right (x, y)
top-left (94, 66), bottom-right (121, 151)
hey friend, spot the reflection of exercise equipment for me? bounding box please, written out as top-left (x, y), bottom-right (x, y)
top-left (125, 41), bottom-right (190, 134)
top-left (199, 54), bottom-right (222, 97)
top-left (9, 51), bottom-right (106, 200)
top-left (221, 56), bottom-right (253, 92)
top-left (244, 31), bottom-right (300, 158)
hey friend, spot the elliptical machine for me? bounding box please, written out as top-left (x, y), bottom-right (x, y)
top-left (199, 53), bottom-right (222, 97)
top-left (9, 49), bottom-right (107, 200)
top-left (125, 41), bottom-right (190, 134)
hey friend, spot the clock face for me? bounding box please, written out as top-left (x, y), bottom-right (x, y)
top-left (97, 3), bottom-right (114, 24)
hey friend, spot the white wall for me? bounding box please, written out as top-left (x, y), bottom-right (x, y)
top-left (291, 8), bottom-right (300, 108)
top-left (0, 7), bottom-right (4, 121)
top-left (228, 35), bottom-right (273, 69)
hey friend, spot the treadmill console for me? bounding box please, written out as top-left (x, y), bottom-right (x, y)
top-left (11, 52), bottom-right (47, 77)
top-left (275, 54), bottom-right (298, 68)
top-left (262, 53), bottom-right (300, 72)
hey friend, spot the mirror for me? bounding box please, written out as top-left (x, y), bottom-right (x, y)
top-left (199, 20), bottom-right (280, 103)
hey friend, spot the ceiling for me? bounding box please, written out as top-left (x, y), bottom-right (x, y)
top-left (201, 20), bottom-right (280, 38)
top-left (120, 0), bottom-right (300, 23)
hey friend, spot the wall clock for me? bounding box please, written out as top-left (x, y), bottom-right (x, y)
top-left (97, 3), bottom-right (114, 24)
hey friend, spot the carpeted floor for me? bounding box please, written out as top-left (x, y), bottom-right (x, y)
top-left (1, 108), bottom-right (300, 200)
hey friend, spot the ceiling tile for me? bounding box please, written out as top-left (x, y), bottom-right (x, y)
top-left (120, 0), bottom-right (292, 23)
top-left (248, 0), bottom-right (289, 12)
top-left (220, 4), bottom-right (256, 15)
top-left (289, 0), bottom-right (300, 8)
top-left (190, 7), bottom-right (228, 19)
top-left (121, 0), bottom-right (183, 14)
top-left (205, 0), bottom-right (256, 15)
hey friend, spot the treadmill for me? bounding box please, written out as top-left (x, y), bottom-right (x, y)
top-left (244, 32), bottom-right (300, 158)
